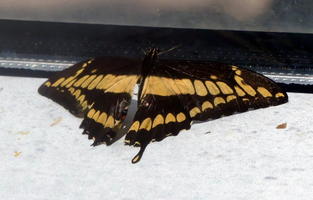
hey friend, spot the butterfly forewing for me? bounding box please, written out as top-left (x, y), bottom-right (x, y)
top-left (126, 60), bottom-right (288, 163)
top-left (38, 57), bottom-right (140, 145)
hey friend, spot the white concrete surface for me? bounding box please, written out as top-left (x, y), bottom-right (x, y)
top-left (1, 75), bottom-right (313, 200)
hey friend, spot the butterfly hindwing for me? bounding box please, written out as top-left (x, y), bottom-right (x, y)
top-left (38, 57), bottom-right (140, 145)
top-left (125, 94), bottom-right (192, 163)
top-left (126, 60), bottom-right (288, 163)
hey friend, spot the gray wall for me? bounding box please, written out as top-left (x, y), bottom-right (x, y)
top-left (0, 0), bottom-right (312, 33)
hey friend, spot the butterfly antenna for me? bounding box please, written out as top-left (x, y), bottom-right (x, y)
top-left (131, 143), bottom-right (148, 164)
top-left (141, 48), bottom-right (146, 54)
top-left (159, 44), bottom-right (181, 55)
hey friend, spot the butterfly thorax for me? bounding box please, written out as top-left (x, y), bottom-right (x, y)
top-left (138, 48), bottom-right (160, 101)
top-left (141, 48), bottom-right (159, 77)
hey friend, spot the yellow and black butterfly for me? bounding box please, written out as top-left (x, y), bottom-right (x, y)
top-left (38, 48), bottom-right (288, 163)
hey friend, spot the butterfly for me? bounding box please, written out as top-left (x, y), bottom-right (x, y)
top-left (38, 48), bottom-right (288, 163)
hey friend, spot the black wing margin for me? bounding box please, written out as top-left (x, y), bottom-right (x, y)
top-left (125, 60), bottom-right (288, 163)
top-left (38, 57), bottom-right (140, 145)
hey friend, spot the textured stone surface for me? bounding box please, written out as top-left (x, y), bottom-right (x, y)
top-left (1, 76), bottom-right (313, 200)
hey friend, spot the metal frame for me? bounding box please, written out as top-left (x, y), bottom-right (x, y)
top-left (1, 19), bottom-right (313, 87)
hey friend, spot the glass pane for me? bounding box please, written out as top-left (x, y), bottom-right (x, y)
top-left (0, 0), bottom-right (311, 33)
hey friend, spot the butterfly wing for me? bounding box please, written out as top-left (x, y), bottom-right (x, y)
top-left (126, 60), bottom-right (288, 163)
top-left (39, 57), bottom-right (140, 145)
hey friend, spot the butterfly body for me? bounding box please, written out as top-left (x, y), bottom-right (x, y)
top-left (39, 48), bottom-right (288, 163)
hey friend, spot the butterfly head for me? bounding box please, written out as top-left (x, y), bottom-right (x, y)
top-left (144, 45), bottom-right (180, 57)
top-left (145, 48), bottom-right (160, 59)
top-left (142, 48), bottom-right (160, 76)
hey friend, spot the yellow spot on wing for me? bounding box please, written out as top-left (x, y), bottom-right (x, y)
top-left (178, 79), bottom-right (196, 95)
top-left (201, 101), bottom-right (213, 111)
top-left (105, 116), bottom-right (115, 128)
top-left (165, 113), bottom-right (176, 124)
top-left (61, 76), bottom-right (75, 87)
top-left (87, 75), bottom-right (104, 90)
top-left (82, 101), bottom-right (88, 110)
top-left (129, 121), bottom-right (140, 132)
top-left (69, 88), bottom-right (75, 95)
top-left (81, 75), bottom-right (97, 88)
top-left (87, 109), bottom-right (96, 118)
top-left (73, 89), bottom-right (81, 98)
top-left (74, 75), bottom-right (90, 87)
top-left (234, 75), bottom-right (256, 96)
top-left (52, 77), bottom-right (65, 87)
top-left (143, 77), bottom-right (170, 96)
top-left (92, 111), bottom-right (100, 121)
top-left (226, 95), bottom-right (237, 102)
top-left (275, 93), bottom-right (285, 98)
top-left (214, 97), bottom-right (226, 106)
top-left (235, 70), bottom-right (242, 76)
top-left (194, 80), bottom-right (208, 96)
top-left (257, 87), bottom-right (272, 97)
top-left (189, 107), bottom-right (201, 118)
top-left (210, 75), bottom-right (218, 80)
top-left (231, 66), bottom-right (238, 71)
top-left (205, 81), bottom-right (220, 95)
top-left (105, 75), bottom-right (138, 93)
top-left (142, 77), bottom-right (195, 96)
top-left (97, 112), bottom-right (107, 125)
top-left (75, 68), bottom-right (84, 76)
top-left (176, 112), bottom-right (186, 122)
top-left (216, 81), bottom-right (233, 94)
top-left (44, 81), bottom-right (51, 87)
top-left (134, 141), bottom-right (141, 146)
top-left (234, 86), bottom-right (245, 96)
top-left (152, 114), bottom-right (164, 128)
top-left (139, 118), bottom-right (152, 131)
top-left (96, 74), bottom-right (116, 89)
top-left (77, 95), bottom-right (85, 104)
top-left (132, 155), bottom-right (140, 163)
top-left (164, 78), bottom-right (185, 94)
top-left (65, 79), bottom-right (76, 88)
